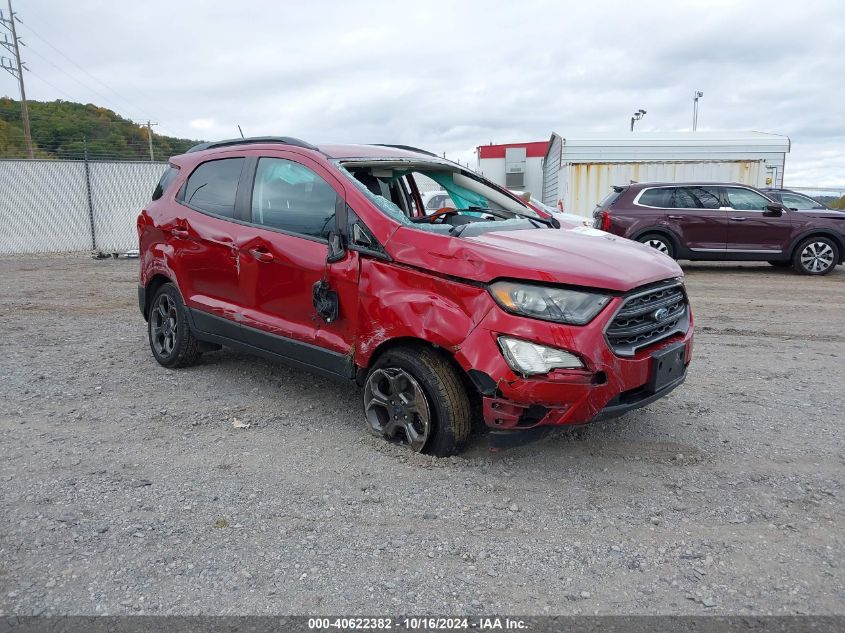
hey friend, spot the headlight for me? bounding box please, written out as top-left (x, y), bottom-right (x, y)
top-left (498, 336), bottom-right (584, 375)
top-left (489, 281), bottom-right (611, 325)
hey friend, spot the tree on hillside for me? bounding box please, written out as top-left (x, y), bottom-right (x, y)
top-left (0, 97), bottom-right (200, 160)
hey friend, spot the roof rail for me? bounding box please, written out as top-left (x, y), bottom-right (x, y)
top-left (186, 136), bottom-right (318, 154)
top-left (370, 143), bottom-right (438, 158)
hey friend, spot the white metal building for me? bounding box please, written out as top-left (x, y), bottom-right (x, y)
top-left (541, 131), bottom-right (791, 216)
top-left (475, 141), bottom-right (548, 199)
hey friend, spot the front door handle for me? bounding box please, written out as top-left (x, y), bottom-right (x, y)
top-left (667, 215), bottom-right (683, 220)
top-left (249, 247), bottom-right (274, 263)
top-left (730, 217), bottom-right (747, 221)
top-left (170, 227), bottom-right (190, 238)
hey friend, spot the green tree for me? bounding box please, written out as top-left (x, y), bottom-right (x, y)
top-left (0, 97), bottom-right (200, 160)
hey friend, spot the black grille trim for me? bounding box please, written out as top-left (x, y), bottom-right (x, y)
top-left (605, 281), bottom-right (689, 357)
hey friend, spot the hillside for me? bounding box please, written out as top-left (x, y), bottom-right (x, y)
top-left (0, 97), bottom-right (200, 161)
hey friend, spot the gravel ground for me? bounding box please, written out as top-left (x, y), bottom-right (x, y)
top-left (0, 254), bottom-right (842, 616)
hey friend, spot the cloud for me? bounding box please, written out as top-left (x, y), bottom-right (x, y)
top-left (4, 0), bottom-right (845, 186)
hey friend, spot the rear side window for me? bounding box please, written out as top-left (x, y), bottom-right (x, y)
top-left (181, 158), bottom-right (245, 218)
top-left (251, 158), bottom-right (338, 240)
top-left (637, 188), bottom-right (673, 208)
top-left (686, 186), bottom-right (721, 209)
top-left (671, 188), bottom-right (698, 209)
top-left (152, 166), bottom-right (179, 201)
top-left (672, 187), bottom-right (722, 209)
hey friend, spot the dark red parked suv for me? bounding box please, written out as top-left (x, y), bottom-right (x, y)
top-left (593, 182), bottom-right (845, 275)
top-left (138, 137), bottom-right (694, 455)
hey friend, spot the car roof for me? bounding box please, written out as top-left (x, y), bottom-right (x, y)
top-left (317, 143), bottom-right (438, 160)
top-left (629, 181), bottom-right (756, 188)
top-left (179, 137), bottom-right (441, 162)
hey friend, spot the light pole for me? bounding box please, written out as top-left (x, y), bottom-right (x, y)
top-left (630, 109), bottom-right (646, 132)
top-left (692, 90), bottom-right (703, 131)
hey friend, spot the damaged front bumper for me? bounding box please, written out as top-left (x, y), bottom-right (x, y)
top-left (456, 301), bottom-right (695, 436)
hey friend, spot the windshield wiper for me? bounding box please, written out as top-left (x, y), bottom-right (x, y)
top-left (449, 223), bottom-right (471, 237)
top-left (466, 206), bottom-right (559, 229)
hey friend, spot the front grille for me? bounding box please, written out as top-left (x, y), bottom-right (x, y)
top-left (606, 281), bottom-right (688, 356)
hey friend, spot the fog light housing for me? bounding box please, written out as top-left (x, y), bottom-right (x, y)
top-left (498, 336), bottom-right (584, 376)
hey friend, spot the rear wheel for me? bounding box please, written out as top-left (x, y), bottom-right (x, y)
top-left (638, 233), bottom-right (675, 258)
top-left (148, 283), bottom-right (202, 368)
top-left (363, 347), bottom-right (471, 456)
top-left (792, 236), bottom-right (839, 275)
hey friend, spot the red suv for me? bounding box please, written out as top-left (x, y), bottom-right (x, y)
top-left (593, 182), bottom-right (845, 275)
top-left (138, 138), bottom-right (693, 455)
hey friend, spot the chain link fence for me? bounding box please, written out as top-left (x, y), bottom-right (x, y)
top-left (0, 159), bottom-right (166, 254)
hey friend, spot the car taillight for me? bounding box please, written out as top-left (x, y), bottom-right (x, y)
top-left (598, 210), bottom-right (611, 231)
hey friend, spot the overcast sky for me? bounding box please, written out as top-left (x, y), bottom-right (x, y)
top-left (3, 0), bottom-right (844, 186)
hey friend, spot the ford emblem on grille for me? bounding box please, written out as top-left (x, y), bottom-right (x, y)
top-left (652, 307), bottom-right (670, 322)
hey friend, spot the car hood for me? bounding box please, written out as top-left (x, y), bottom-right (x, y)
top-left (385, 226), bottom-right (683, 292)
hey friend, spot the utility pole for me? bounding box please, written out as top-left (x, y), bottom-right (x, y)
top-left (1, 0), bottom-right (34, 158)
top-left (630, 109), bottom-right (646, 132)
top-left (145, 120), bottom-right (158, 161)
top-left (692, 90), bottom-right (703, 131)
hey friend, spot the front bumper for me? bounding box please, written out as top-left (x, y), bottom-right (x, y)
top-left (456, 296), bottom-right (694, 430)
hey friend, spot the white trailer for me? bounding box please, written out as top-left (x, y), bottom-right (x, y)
top-left (541, 131), bottom-right (791, 216)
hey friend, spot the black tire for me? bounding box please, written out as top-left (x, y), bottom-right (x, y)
top-left (768, 260), bottom-right (791, 268)
top-left (792, 236), bottom-right (840, 276)
top-left (638, 233), bottom-right (675, 259)
top-left (147, 283), bottom-right (202, 368)
top-left (362, 347), bottom-right (471, 457)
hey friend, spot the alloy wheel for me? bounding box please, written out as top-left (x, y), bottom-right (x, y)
top-left (800, 241), bottom-right (835, 273)
top-left (644, 238), bottom-right (670, 255)
top-left (363, 367), bottom-right (432, 452)
top-left (151, 293), bottom-right (178, 357)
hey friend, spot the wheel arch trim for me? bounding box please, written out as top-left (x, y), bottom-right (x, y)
top-left (630, 227), bottom-right (681, 253)
top-left (788, 229), bottom-right (844, 263)
top-left (141, 273), bottom-right (177, 321)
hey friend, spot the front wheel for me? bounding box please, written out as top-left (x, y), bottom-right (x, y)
top-left (363, 347), bottom-right (471, 456)
top-left (638, 233), bottom-right (675, 259)
top-left (792, 237), bottom-right (839, 275)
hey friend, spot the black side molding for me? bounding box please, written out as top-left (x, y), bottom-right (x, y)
top-left (188, 308), bottom-right (355, 382)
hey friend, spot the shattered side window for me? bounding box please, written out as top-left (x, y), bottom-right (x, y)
top-left (335, 164), bottom-right (411, 225)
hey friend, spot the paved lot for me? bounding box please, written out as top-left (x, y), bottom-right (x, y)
top-left (0, 255), bottom-right (842, 616)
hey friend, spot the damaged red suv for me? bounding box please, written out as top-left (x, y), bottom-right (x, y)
top-left (138, 138), bottom-right (693, 455)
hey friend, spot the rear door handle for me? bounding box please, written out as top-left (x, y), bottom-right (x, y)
top-left (667, 215), bottom-right (683, 220)
top-left (730, 217), bottom-right (747, 221)
top-left (249, 247), bottom-right (274, 263)
top-left (170, 227), bottom-right (190, 238)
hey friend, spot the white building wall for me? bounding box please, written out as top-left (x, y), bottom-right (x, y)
top-left (563, 160), bottom-right (765, 216)
top-left (543, 131), bottom-right (790, 215)
top-left (477, 156), bottom-right (544, 198)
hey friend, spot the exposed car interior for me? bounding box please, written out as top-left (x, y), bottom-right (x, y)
top-left (340, 160), bottom-right (550, 237)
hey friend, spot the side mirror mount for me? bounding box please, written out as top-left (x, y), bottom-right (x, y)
top-left (351, 223), bottom-right (373, 248)
top-left (764, 204), bottom-right (784, 217)
top-left (326, 231), bottom-right (346, 263)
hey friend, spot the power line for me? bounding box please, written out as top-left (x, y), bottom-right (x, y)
top-left (15, 16), bottom-right (156, 122)
top-left (9, 11), bottom-right (190, 143)
top-left (20, 43), bottom-right (146, 120)
top-left (24, 67), bottom-right (81, 102)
